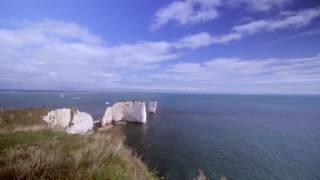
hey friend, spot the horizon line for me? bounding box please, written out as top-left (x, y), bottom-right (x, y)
top-left (1, 89), bottom-right (319, 96)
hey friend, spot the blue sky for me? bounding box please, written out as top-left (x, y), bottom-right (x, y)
top-left (1, 0), bottom-right (320, 94)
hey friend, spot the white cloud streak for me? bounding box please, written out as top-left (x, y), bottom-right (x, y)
top-left (167, 56), bottom-right (320, 82)
top-left (151, 55), bottom-right (320, 94)
top-left (174, 32), bottom-right (243, 49)
top-left (174, 7), bottom-right (320, 49)
top-left (151, 0), bottom-right (293, 29)
top-left (151, 0), bottom-right (222, 30)
top-left (229, 0), bottom-right (292, 11)
top-left (233, 7), bottom-right (320, 34)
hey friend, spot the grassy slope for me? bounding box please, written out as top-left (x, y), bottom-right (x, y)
top-left (0, 108), bottom-right (157, 180)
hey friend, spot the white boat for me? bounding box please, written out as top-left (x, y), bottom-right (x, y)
top-left (148, 100), bottom-right (157, 113)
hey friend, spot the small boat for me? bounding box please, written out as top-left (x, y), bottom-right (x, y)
top-left (148, 100), bottom-right (157, 113)
top-left (60, 93), bottom-right (64, 98)
top-left (71, 97), bottom-right (81, 100)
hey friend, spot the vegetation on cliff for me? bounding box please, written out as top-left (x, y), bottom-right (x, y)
top-left (0, 108), bottom-right (157, 180)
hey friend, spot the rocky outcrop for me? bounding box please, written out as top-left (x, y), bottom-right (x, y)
top-left (101, 107), bottom-right (113, 126)
top-left (42, 108), bottom-right (93, 134)
top-left (148, 100), bottom-right (157, 113)
top-left (42, 108), bottom-right (71, 128)
top-left (66, 110), bottom-right (94, 134)
top-left (101, 100), bottom-right (147, 126)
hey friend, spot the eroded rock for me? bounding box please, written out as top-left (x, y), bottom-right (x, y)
top-left (101, 100), bottom-right (147, 126)
top-left (148, 100), bottom-right (157, 113)
top-left (42, 108), bottom-right (93, 134)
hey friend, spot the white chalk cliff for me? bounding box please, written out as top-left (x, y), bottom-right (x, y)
top-left (42, 108), bottom-right (93, 134)
top-left (101, 101), bottom-right (147, 126)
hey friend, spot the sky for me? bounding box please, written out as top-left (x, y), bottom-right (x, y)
top-left (1, 0), bottom-right (320, 94)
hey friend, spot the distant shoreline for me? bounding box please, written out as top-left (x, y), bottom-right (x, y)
top-left (0, 89), bottom-right (319, 96)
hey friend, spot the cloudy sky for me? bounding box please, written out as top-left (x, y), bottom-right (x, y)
top-left (1, 0), bottom-right (320, 94)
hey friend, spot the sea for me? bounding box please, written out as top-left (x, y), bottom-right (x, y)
top-left (0, 91), bottom-right (319, 180)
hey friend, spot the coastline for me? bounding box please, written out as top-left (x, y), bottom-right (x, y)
top-left (0, 108), bottom-right (158, 180)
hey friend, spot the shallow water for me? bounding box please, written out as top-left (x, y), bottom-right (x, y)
top-left (1, 91), bottom-right (320, 179)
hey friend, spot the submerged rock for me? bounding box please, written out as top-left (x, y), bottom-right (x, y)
top-left (42, 108), bottom-right (93, 134)
top-left (101, 100), bottom-right (147, 126)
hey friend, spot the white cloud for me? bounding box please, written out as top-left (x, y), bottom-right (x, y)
top-left (185, 56), bottom-right (320, 82)
top-left (262, 28), bottom-right (320, 46)
top-left (174, 32), bottom-right (213, 49)
top-left (151, 0), bottom-right (221, 30)
top-left (173, 7), bottom-right (320, 49)
top-left (1, 18), bottom-right (320, 94)
top-left (229, 0), bottom-right (292, 11)
top-left (105, 41), bottom-right (177, 66)
top-left (0, 19), bottom-right (178, 90)
top-left (0, 19), bottom-right (103, 48)
top-left (169, 62), bottom-right (203, 72)
top-left (151, 0), bottom-right (293, 29)
top-left (174, 32), bottom-right (243, 49)
top-left (233, 7), bottom-right (320, 34)
top-left (150, 55), bottom-right (320, 94)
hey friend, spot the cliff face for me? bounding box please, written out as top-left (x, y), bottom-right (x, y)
top-left (101, 101), bottom-right (147, 126)
top-left (42, 108), bottom-right (93, 134)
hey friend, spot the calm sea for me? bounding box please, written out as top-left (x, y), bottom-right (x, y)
top-left (0, 91), bottom-right (319, 180)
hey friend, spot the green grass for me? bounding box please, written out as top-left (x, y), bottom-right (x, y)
top-left (0, 108), bottom-right (158, 180)
top-left (0, 108), bottom-right (49, 130)
top-left (0, 130), bottom-right (61, 150)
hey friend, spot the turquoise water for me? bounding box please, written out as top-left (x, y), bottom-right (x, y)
top-left (1, 91), bottom-right (320, 179)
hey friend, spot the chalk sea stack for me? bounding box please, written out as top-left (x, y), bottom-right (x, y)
top-left (148, 100), bottom-right (157, 113)
top-left (101, 100), bottom-right (147, 126)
